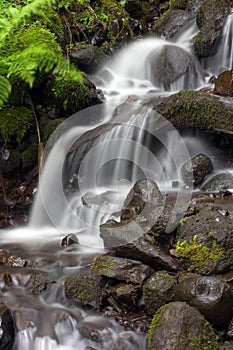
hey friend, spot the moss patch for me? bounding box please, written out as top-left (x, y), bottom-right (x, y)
top-left (176, 235), bottom-right (224, 273)
top-left (156, 90), bottom-right (233, 132)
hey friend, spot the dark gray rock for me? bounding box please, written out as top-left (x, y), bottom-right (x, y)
top-left (121, 179), bottom-right (163, 221)
top-left (147, 301), bottom-right (219, 350)
top-left (26, 272), bottom-right (52, 295)
top-left (100, 228), bottom-right (179, 272)
top-left (61, 233), bottom-right (79, 247)
top-left (78, 318), bottom-right (112, 342)
top-left (64, 269), bottom-right (105, 308)
top-left (69, 44), bottom-right (108, 74)
top-left (148, 44), bottom-right (204, 90)
top-left (181, 153), bottom-right (213, 186)
top-left (92, 255), bottom-right (153, 285)
top-left (107, 283), bottom-right (141, 310)
top-left (175, 274), bottom-right (233, 326)
top-left (0, 306), bottom-right (15, 350)
top-left (177, 205), bottom-right (233, 272)
top-left (143, 271), bottom-right (177, 316)
top-left (193, 0), bottom-right (231, 57)
top-left (108, 331), bottom-right (144, 350)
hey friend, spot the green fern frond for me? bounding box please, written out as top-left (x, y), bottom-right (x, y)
top-left (0, 75), bottom-right (11, 108)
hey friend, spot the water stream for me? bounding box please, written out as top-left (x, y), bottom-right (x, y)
top-left (0, 11), bottom-right (233, 350)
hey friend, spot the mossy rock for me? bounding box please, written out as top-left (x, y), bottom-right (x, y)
top-left (156, 90), bottom-right (233, 133)
top-left (193, 0), bottom-right (231, 57)
top-left (125, 0), bottom-right (159, 20)
top-left (64, 269), bottom-right (105, 308)
top-left (169, 0), bottom-right (191, 10)
top-left (147, 301), bottom-right (219, 350)
top-left (39, 114), bottom-right (64, 143)
top-left (46, 74), bottom-right (100, 116)
top-left (143, 271), bottom-right (177, 316)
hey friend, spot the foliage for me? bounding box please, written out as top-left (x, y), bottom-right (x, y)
top-left (0, 106), bottom-right (33, 143)
top-left (176, 235), bottom-right (224, 273)
top-left (0, 0), bottom-right (83, 109)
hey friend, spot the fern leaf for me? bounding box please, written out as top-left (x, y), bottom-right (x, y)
top-left (0, 76), bottom-right (11, 108)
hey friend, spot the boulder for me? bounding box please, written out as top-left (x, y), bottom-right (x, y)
top-left (147, 301), bottom-right (219, 350)
top-left (0, 306), bottom-right (15, 350)
top-left (212, 69), bottom-right (233, 97)
top-left (26, 272), bottom-right (53, 295)
top-left (91, 255), bottom-right (153, 285)
top-left (155, 90), bottom-right (233, 134)
top-left (180, 153), bottom-right (213, 186)
top-left (143, 271), bottom-right (177, 316)
top-left (69, 44), bottom-right (108, 74)
top-left (121, 179), bottom-right (163, 220)
top-left (193, 0), bottom-right (231, 57)
top-left (176, 205), bottom-right (233, 273)
top-left (64, 269), bottom-right (105, 308)
top-left (175, 274), bottom-right (233, 326)
top-left (107, 283), bottom-right (141, 310)
top-left (148, 45), bottom-right (204, 90)
top-left (201, 171), bottom-right (233, 191)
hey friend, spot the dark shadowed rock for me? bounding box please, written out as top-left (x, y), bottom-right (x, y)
top-left (180, 153), bottom-right (213, 185)
top-left (64, 269), bottom-right (105, 308)
top-left (147, 301), bottom-right (219, 350)
top-left (143, 271), bottom-right (177, 316)
top-left (175, 274), bottom-right (233, 326)
top-left (69, 44), bottom-right (108, 74)
top-left (107, 283), bottom-right (141, 310)
top-left (193, 0), bottom-right (231, 57)
top-left (108, 331), bottom-right (144, 350)
top-left (78, 318), bottom-right (112, 342)
top-left (0, 306), bottom-right (15, 350)
top-left (92, 255), bottom-right (153, 285)
top-left (61, 233), bottom-right (79, 247)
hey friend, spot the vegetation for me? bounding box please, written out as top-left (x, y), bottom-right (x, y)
top-left (176, 235), bottom-right (224, 273)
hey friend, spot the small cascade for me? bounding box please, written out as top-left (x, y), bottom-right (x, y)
top-left (202, 11), bottom-right (233, 77)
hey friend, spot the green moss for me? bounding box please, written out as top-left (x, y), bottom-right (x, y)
top-left (176, 235), bottom-right (224, 273)
top-left (179, 332), bottom-right (219, 350)
top-left (169, 0), bottom-right (188, 9)
top-left (0, 106), bottom-right (33, 144)
top-left (91, 255), bottom-right (116, 277)
top-left (39, 114), bottom-right (64, 143)
top-left (48, 73), bottom-right (92, 115)
top-left (157, 90), bottom-right (233, 132)
top-left (147, 305), bottom-right (166, 350)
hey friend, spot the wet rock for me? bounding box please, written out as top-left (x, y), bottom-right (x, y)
top-left (92, 255), bottom-right (153, 285)
top-left (107, 283), bottom-right (141, 310)
top-left (176, 205), bottom-right (233, 272)
top-left (143, 271), bottom-right (177, 316)
top-left (155, 90), bottom-right (233, 134)
top-left (193, 0), bottom-right (231, 57)
top-left (148, 45), bottom-right (203, 90)
top-left (212, 69), bottom-right (233, 97)
top-left (108, 331), bottom-right (144, 350)
top-left (121, 179), bottom-right (163, 220)
top-left (69, 44), bottom-right (108, 74)
top-left (64, 269), bottom-right (105, 308)
top-left (220, 343), bottom-right (233, 350)
top-left (26, 271), bottom-right (53, 295)
top-left (78, 318), bottom-right (112, 342)
top-left (175, 274), bottom-right (233, 326)
top-left (147, 301), bottom-right (219, 350)
top-left (201, 171), bottom-right (233, 191)
top-left (0, 255), bottom-right (26, 267)
top-left (1, 150), bottom-right (21, 174)
top-left (101, 227), bottom-right (179, 271)
top-left (152, 9), bottom-right (194, 39)
top-left (61, 233), bottom-right (79, 247)
top-left (0, 306), bottom-right (15, 350)
top-left (180, 153), bottom-right (213, 186)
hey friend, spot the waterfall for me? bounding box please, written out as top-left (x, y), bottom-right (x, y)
top-left (0, 13), bottom-right (232, 350)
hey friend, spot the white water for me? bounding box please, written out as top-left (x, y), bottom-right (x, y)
top-left (1, 12), bottom-right (233, 350)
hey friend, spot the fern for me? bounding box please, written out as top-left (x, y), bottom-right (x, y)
top-left (0, 0), bottom-right (83, 109)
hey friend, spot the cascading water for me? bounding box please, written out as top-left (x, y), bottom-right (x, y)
top-left (0, 12), bottom-right (233, 350)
